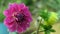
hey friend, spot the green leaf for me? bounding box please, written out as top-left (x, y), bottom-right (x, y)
top-left (38, 9), bottom-right (50, 21)
top-left (50, 29), bottom-right (56, 32)
top-left (42, 25), bottom-right (52, 31)
top-left (45, 30), bottom-right (50, 34)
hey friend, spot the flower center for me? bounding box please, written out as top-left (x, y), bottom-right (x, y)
top-left (14, 13), bottom-right (25, 23)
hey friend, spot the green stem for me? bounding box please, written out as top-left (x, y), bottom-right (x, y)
top-left (36, 19), bottom-right (42, 34)
top-left (31, 30), bottom-right (44, 34)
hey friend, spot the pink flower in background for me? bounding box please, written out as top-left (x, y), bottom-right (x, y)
top-left (3, 3), bottom-right (32, 33)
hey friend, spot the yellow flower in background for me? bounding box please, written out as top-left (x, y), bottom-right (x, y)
top-left (44, 12), bottom-right (58, 25)
top-left (48, 12), bottom-right (58, 25)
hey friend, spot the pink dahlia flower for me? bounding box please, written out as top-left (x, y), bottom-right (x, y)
top-left (3, 3), bottom-right (32, 33)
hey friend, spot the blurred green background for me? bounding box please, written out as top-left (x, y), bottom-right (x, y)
top-left (0, 0), bottom-right (60, 34)
top-left (0, 0), bottom-right (60, 22)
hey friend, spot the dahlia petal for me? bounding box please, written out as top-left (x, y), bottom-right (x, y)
top-left (3, 9), bottom-right (11, 17)
top-left (22, 23), bottom-right (30, 29)
top-left (17, 26), bottom-right (23, 33)
top-left (9, 7), bottom-right (15, 14)
top-left (9, 3), bottom-right (18, 9)
top-left (4, 17), bottom-right (15, 27)
top-left (22, 7), bottom-right (32, 17)
top-left (21, 22), bottom-right (30, 29)
top-left (4, 17), bottom-right (16, 32)
top-left (19, 3), bottom-right (26, 9)
top-left (17, 5), bottom-right (21, 11)
top-left (8, 24), bottom-right (16, 32)
top-left (26, 23), bottom-right (30, 27)
top-left (25, 17), bottom-right (32, 22)
top-left (9, 3), bottom-right (19, 12)
top-left (21, 25), bottom-right (27, 31)
top-left (28, 17), bottom-right (32, 22)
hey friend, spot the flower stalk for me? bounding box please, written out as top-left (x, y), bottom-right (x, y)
top-left (36, 19), bottom-right (42, 34)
